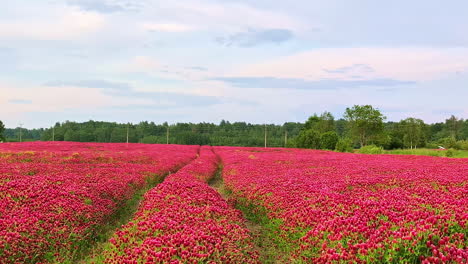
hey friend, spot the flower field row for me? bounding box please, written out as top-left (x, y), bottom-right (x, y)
top-left (100, 146), bottom-right (259, 263)
top-left (0, 142), bottom-right (199, 263)
top-left (216, 147), bottom-right (468, 263)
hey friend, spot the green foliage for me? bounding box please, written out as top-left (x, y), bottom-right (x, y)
top-left (2, 109), bottom-right (467, 150)
top-left (445, 148), bottom-right (455, 157)
top-left (335, 138), bottom-right (354, 152)
top-left (320, 131), bottom-right (339, 150)
top-left (399, 117), bottom-right (426, 149)
top-left (140, 136), bottom-right (162, 144)
top-left (387, 134), bottom-right (404, 149)
top-left (303, 111), bottom-right (336, 133)
top-left (296, 129), bottom-right (321, 149)
top-left (454, 140), bottom-right (468, 150)
top-left (357, 144), bottom-right (384, 154)
top-left (32, 120), bottom-right (303, 147)
top-left (174, 131), bottom-right (211, 145)
top-left (233, 197), bottom-right (297, 263)
top-left (344, 105), bottom-right (386, 147)
top-left (64, 130), bottom-right (80, 142)
top-left (0, 120), bottom-right (5, 142)
top-left (297, 112), bottom-right (336, 149)
top-left (445, 115), bottom-right (463, 140)
top-left (384, 148), bottom-right (468, 158)
top-left (440, 137), bottom-right (457, 149)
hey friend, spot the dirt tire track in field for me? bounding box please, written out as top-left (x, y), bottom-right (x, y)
top-left (78, 146), bottom-right (202, 263)
top-left (209, 153), bottom-right (281, 264)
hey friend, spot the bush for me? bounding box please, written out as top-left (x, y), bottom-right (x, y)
top-left (296, 130), bottom-right (321, 149)
top-left (320, 132), bottom-right (339, 150)
top-left (440, 137), bottom-right (457, 149)
top-left (357, 144), bottom-right (383, 154)
top-left (445, 149), bottom-right (455, 157)
top-left (335, 138), bottom-right (353, 153)
top-left (425, 142), bottom-right (439, 149)
top-left (454, 140), bottom-right (468, 150)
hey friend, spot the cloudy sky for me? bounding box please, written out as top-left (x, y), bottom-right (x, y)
top-left (1, 0), bottom-right (467, 128)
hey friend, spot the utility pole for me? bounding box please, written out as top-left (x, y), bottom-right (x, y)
top-left (19, 123), bottom-right (23, 142)
top-left (284, 130), bottom-right (288, 147)
top-left (52, 126), bottom-right (55, 142)
top-left (264, 124), bottom-right (267, 148)
top-left (166, 126), bottom-right (169, 144)
top-left (126, 123), bottom-right (129, 144)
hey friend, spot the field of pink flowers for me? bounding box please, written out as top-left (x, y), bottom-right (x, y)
top-left (0, 142), bottom-right (198, 263)
top-left (100, 146), bottom-right (259, 263)
top-left (216, 147), bottom-right (468, 263)
top-left (1, 142), bottom-right (467, 263)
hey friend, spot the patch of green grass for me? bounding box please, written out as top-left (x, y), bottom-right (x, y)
top-left (58, 172), bottom-right (170, 264)
top-left (384, 148), bottom-right (468, 158)
top-left (209, 166), bottom-right (295, 263)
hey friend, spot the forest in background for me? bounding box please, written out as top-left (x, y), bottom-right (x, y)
top-left (1, 105), bottom-right (468, 151)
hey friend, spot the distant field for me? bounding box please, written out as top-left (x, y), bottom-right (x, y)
top-left (383, 148), bottom-right (468, 158)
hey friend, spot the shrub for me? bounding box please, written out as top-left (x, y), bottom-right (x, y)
top-left (454, 140), bottom-right (468, 150)
top-left (320, 132), bottom-right (339, 150)
top-left (296, 130), bottom-right (321, 149)
top-left (441, 137), bottom-right (457, 149)
top-left (445, 149), bottom-right (455, 157)
top-left (335, 138), bottom-right (353, 153)
top-left (425, 142), bottom-right (439, 149)
top-left (357, 144), bottom-right (383, 154)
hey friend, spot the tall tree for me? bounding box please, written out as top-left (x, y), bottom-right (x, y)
top-left (399, 118), bottom-right (426, 149)
top-left (302, 112), bottom-right (335, 133)
top-left (297, 112), bottom-right (336, 149)
top-left (445, 115), bottom-right (463, 140)
top-left (344, 105), bottom-right (386, 147)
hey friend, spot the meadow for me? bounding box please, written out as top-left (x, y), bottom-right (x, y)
top-left (383, 148), bottom-right (468, 158)
top-left (0, 142), bottom-right (467, 263)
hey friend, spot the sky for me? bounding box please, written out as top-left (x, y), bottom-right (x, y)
top-left (1, 0), bottom-right (467, 128)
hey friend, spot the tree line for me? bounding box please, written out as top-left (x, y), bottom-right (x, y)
top-left (1, 105), bottom-right (467, 150)
top-left (294, 105), bottom-right (468, 151)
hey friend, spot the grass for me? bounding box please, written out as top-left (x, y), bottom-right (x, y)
top-left (64, 172), bottom-right (169, 264)
top-left (383, 148), bottom-right (468, 158)
top-left (209, 165), bottom-right (298, 264)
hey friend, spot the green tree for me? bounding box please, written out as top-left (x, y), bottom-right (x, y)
top-left (462, 120), bottom-right (468, 140)
top-left (335, 118), bottom-right (347, 137)
top-left (344, 105), bottom-right (386, 147)
top-left (79, 129), bottom-right (95, 142)
top-left (141, 136), bottom-right (162, 144)
top-left (297, 112), bottom-right (337, 149)
top-left (400, 117), bottom-right (426, 149)
top-left (0, 120), bottom-right (5, 142)
top-left (110, 128), bottom-right (126, 143)
top-left (445, 115), bottom-right (463, 140)
top-left (303, 111), bottom-right (335, 133)
top-left (64, 129), bottom-right (80, 141)
top-left (320, 131), bottom-right (339, 150)
top-left (296, 130), bottom-right (321, 149)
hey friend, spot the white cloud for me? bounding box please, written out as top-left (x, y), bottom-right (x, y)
top-left (122, 56), bottom-right (216, 83)
top-left (126, 56), bottom-right (162, 72)
top-left (139, 0), bottom-right (305, 33)
top-left (142, 23), bottom-right (195, 32)
top-left (233, 47), bottom-right (468, 81)
top-left (0, 82), bottom-right (149, 126)
top-left (0, 9), bottom-right (106, 40)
